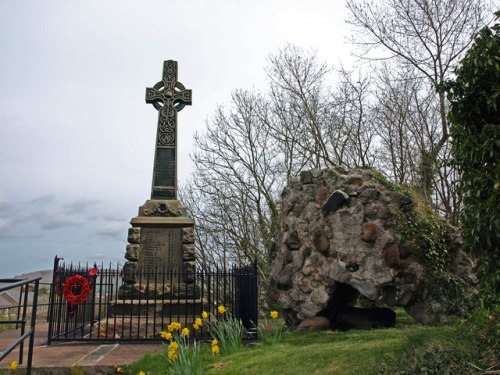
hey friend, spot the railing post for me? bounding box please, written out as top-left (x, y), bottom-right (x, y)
top-left (253, 260), bottom-right (258, 329)
top-left (47, 256), bottom-right (60, 345)
top-left (26, 279), bottom-right (40, 374)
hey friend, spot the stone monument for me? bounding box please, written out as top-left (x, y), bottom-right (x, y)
top-left (118, 60), bottom-right (197, 300)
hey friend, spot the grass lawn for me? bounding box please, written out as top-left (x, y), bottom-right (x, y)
top-left (202, 326), bottom-right (456, 375)
top-left (124, 309), bottom-right (495, 375)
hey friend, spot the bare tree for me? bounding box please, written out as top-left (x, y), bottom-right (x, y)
top-left (347, 0), bottom-right (489, 192)
top-left (331, 67), bottom-right (377, 169)
top-left (265, 44), bottom-right (335, 169)
top-left (372, 65), bottom-right (439, 182)
top-left (264, 45), bottom-right (378, 171)
top-left (189, 90), bottom-right (282, 280)
top-left (432, 142), bottom-right (462, 224)
top-left (372, 63), bottom-right (462, 217)
top-left (372, 68), bottom-right (416, 184)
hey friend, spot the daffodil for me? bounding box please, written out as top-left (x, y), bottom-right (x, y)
top-left (211, 345), bottom-right (220, 355)
top-left (138, 371), bottom-right (146, 375)
top-left (270, 310), bottom-right (279, 319)
top-left (217, 305), bottom-right (226, 314)
top-left (211, 338), bottom-right (218, 347)
top-left (169, 341), bottom-right (179, 350)
top-left (167, 349), bottom-right (177, 360)
top-left (202, 310), bottom-right (208, 319)
top-left (167, 322), bottom-right (181, 332)
top-left (160, 331), bottom-right (172, 340)
top-left (8, 361), bottom-right (17, 371)
top-left (181, 327), bottom-right (190, 337)
top-left (115, 366), bottom-right (123, 373)
top-left (193, 317), bottom-right (203, 330)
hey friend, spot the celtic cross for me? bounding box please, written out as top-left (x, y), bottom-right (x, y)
top-left (146, 60), bottom-right (192, 200)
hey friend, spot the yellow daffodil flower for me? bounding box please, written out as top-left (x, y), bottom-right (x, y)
top-left (181, 327), bottom-right (190, 336)
top-left (211, 345), bottom-right (220, 355)
top-left (202, 310), bottom-right (208, 319)
top-left (169, 341), bottom-right (179, 350)
top-left (270, 310), bottom-right (279, 319)
top-left (8, 361), bottom-right (17, 371)
top-left (167, 322), bottom-right (181, 332)
top-left (167, 349), bottom-right (177, 360)
top-left (218, 305), bottom-right (226, 314)
top-left (211, 338), bottom-right (218, 347)
top-left (160, 331), bottom-right (172, 340)
top-left (192, 317), bottom-right (203, 330)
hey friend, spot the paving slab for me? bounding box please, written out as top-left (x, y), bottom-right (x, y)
top-left (0, 323), bottom-right (163, 374)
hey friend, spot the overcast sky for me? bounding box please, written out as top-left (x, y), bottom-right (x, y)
top-left (0, 0), bottom-right (355, 277)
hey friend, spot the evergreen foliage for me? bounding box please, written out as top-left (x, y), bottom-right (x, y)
top-left (446, 12), bottom-right (500, 307)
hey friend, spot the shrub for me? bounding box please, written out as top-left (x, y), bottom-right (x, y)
top-left (446, 12), bottom-right (500, 308)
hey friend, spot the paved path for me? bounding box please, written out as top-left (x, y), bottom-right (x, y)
top-left (0, 323), bottom-right (163, 374)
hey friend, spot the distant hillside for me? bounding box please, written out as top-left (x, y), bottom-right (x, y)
top-left (14, 270), bottom-right (53, 285)
top-left (1, 270), bottom-right (53, 305)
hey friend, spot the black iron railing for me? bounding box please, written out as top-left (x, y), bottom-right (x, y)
top-left (0, 277), bottom-right (41, 375)
top-left (47, 257), bottom-right (258, 343)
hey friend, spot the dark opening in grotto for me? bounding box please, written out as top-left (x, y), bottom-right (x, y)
top-left (320, 282), bottom-right (396, 331)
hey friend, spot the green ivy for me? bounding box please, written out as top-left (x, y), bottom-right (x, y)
top-left (395, 192), bottom-right (452, 272)
top-left (391, 188), bottom-right (477, 315)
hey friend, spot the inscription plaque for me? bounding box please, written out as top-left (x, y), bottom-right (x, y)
top-left (139, 227), bottom-right (183, 272)
top-left (154, 148), bottom-right (175, 187)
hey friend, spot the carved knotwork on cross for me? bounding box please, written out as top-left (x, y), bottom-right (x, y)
top-left (146, 60), bottom-right (192, 200)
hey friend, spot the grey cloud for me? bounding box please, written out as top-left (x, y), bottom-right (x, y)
top-left (93, 252), bottom-right (122, 262)
top-left (88, 213), bottom-right (129, 222)
top-left (0, 191), bottom-right (8, 212)
top-left (18, 197), bottom-right (103, 231)
top-left (96, 222), bottom-right (126, 239)
top-left (0, 217), bottom-right (13, 234)
top-left (31, 194), bottom-right (56, 205)
top-left (38, 211), bottom-right (81, 230)
top-left (64, 198), bottom-right (102, 213)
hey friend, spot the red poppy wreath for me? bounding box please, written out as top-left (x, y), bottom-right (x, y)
top-left (63, 274), bottom-right (91, 305)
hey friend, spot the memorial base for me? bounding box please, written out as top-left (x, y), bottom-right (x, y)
top-left (109, 298), bottom-right (206, 318)
top-left (121, 199), bottom-right (196, 287)
top-left (117, 282), bottom-right (200, 300)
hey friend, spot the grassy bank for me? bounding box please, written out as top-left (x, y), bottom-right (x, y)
top-left (125, 309), bottom-right (498, 374)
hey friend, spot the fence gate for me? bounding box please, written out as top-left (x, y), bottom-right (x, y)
top-left (47, 256), bottom-right (258, 343)
top-left (47, 257), bottom-right (97, 343)
top-left (234, 264), bottom-right (258, 330)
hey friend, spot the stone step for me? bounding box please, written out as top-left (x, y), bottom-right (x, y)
top-left (108, 298), bottom-right (207, 317)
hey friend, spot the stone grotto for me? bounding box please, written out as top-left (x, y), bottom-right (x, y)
top-left (269, 167), bottom-right (478, 330)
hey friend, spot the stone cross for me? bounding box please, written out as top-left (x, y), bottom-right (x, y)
top-left (146, 60), bottom-right (192, 200)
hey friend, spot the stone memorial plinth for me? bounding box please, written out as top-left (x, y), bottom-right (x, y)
top-left (117, 199), bottom-right (198, 300)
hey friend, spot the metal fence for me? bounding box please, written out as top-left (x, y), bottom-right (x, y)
top-left (47, 257), bottom-right (258, 343)
top-left (0, 277), bottom-right (41, 375)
